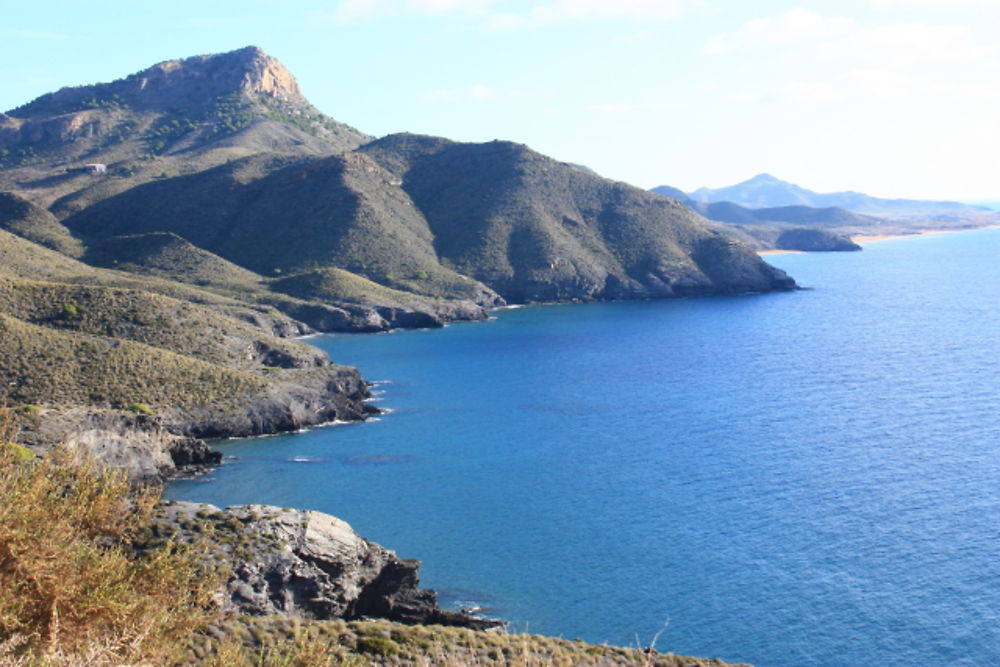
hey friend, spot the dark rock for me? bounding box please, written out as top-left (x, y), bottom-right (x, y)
top-left (775, 228), bottom-right (861, 252)
top-left (168, 437), bottom-right (223, 467)
top-left (153, 502), bottom-right (505, 631)
top-left (167, 366), bottom-right (375, 439)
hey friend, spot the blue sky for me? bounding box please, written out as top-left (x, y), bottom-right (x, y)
top-left (3, 0), bottom-right (998, 200)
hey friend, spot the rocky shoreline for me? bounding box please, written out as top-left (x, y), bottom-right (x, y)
top-left (147, 501), bottom-right (505, 632)
top-left (14, 349), bottom-right (504, 633)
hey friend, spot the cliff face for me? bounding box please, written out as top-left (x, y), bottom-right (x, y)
top-left (9, 46), bottom-right (306, 117)
top-left (151, 502), bottom-right (502, 630)
top-left (19, 409), bottom-right (220, 481)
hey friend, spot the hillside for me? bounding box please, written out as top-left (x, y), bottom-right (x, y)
top-left (687, 173), bottom-right (989, 218)
top-left (359, 134), bottom-right (797, 300)
top-left (0, 46), bottom-right (368, 215)
top-left (0, 46), bottom-right (803, 462)
top-left (0, 47), bottom-right (803, 455)
top-left (0, 46), bottom-right (797, 665)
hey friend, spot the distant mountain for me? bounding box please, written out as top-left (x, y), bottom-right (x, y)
top-left (650, 185), bottom-right (871, 251)
top-left (686, 173), bottom-right (987, 218)
top-left (651, 184), bottom-right (879, 226)
top-left (650, 184), bottom-right (690, 202)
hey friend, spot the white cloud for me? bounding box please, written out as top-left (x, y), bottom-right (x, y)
top-left (871, 0), bottom-right (996, 7)
top-left (590, 103), bottom-right (640, 114)
top-left (331, 0), bottom-right (687, 26)
top-left (816, 23), bottom-right (991, 67)
top-left (704, 9), bottom-right (995, 69)
top-left (330, 0), bottom-right (493, 23)
top-left (703, 9), bottom-right (855, 55)
top-left (491, 0), bottom-right (685, 28)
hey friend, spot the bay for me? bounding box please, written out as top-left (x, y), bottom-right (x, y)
top-left (166, 227), bottom-right (1000, 666)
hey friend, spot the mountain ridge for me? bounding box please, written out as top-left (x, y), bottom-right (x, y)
top-left (2, 45), bottom-right (797, 459)
top-left (686, 173), bottom-right (988, 218)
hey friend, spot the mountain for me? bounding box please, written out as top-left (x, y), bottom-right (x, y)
top-left (0, 46), bottom-right (368, 215)
top-left (0, 46), bottom-right (796, 472)
top-left (651, 183), bottom-right (881, 227)
top-left (687, 173), bottom-right (988, 218)
top-left (650, 185), bottom-right (867, 251)
top-left (66, 132), bottom-right (795, 304)
top-left (0, 46), bottom-right (792, 663)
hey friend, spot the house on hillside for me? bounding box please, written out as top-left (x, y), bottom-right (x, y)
top-left (65, 163), bottom-right (107, 174)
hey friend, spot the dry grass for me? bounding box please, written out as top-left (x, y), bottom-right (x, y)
top-left (0, 404), bottom-right (221, 665)
top-left (183, 617), bottom-right (740, 667)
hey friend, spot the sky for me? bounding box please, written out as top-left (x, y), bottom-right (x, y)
top-left (2, 0), bottom-right (998, 200)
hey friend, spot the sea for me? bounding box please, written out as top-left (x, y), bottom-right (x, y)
top-left (166, 227), bottom-right (1000, 666)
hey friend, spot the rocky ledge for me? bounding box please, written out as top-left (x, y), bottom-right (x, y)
top-left (17, 365), bottom-right (377, 483)
top-left (147, 501), bottom-right (503, 631)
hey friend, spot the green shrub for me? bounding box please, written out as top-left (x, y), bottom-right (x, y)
top-left (127, 402), bottom-right (155, 415)
top-left (356, 635), bottom-right (399, 656)
top-left (1, 442), bottom-right (34, 463)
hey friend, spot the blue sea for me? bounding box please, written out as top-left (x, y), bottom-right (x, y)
top-left (167, 228), bottom-right (1000, 666)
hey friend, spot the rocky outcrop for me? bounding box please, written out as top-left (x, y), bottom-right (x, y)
top-left (276, 299), bottom-right (490, 333)
top-left (16, 364), bottom-right (375, 482)
top-left (151, 502), bottom-right (503, 631)
top-left (168, 366), bottom-right (377, 440)
top-left (18, 408), bottom-right (221, 481)
top-left (775, 228), bottom-right (861, 252)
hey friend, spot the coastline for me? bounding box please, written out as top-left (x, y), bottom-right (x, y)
top-left (758, 248), bottom-right (804, 256)
top-left (852, 224), bottom-right (1000, 244)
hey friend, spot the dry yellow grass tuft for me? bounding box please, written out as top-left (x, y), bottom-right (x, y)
top-left (0, 404), bottom-right (221, 665)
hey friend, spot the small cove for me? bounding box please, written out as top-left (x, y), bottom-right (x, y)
top-left (167, 228), bottom-right (1000, 666)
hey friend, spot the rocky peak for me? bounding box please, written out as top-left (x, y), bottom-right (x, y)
top-left (746, 173), bottom-right (781, 184)
top-left (120, 45), bottom-right (302, 106)
top-left (9, 46), bottom-right (305, 117)
top-left (136, 46), bottom-right (301, 102)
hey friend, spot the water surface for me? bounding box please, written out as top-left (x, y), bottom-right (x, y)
top-left (168, 228), bottom-right (1000, 666)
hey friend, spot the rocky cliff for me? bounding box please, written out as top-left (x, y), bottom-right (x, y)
top-left (149, 501), bottom-right (502, 630)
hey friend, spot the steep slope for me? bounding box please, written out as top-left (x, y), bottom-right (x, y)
top-left (0, 276), bottom-right (326, 370)
top-left (83, 232), bottom-right (265, 291)
top-left (361, 134), bottom-right (795, 301)
top-left (0, 191), bottom-right (83, 256)
top-left (0, 46), bottom-right (368, 214)
top-left (688, 173), bottom-right (988, 218)
top-left (67, 133), bottom-right (795, 303)
top-left (0, 228), bottom-right (375, 470)
top-left (62, 152), bottom-right (502, 311)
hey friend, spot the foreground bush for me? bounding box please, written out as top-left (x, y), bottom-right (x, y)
top-left (0, 405), bottom-right (218, 665)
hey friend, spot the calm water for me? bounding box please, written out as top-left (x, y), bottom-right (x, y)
top-left (167, 228), bottom-right (1000, 666)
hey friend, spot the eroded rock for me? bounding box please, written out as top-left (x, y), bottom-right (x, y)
top-left (150, 501), bottom-right (504, 631)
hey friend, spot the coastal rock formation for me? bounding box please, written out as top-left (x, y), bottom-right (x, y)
top-left (18, 408), bottom-right (221, 481)
top-left (170, 365), bottom-right (378, 440)
top-left (775, 227), bottom-right (861, 252)
top-left (151, 502), bottom-right (503, 630)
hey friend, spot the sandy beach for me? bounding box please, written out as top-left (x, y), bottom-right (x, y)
top-left (852, 225), bottom-right (1000, 244)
